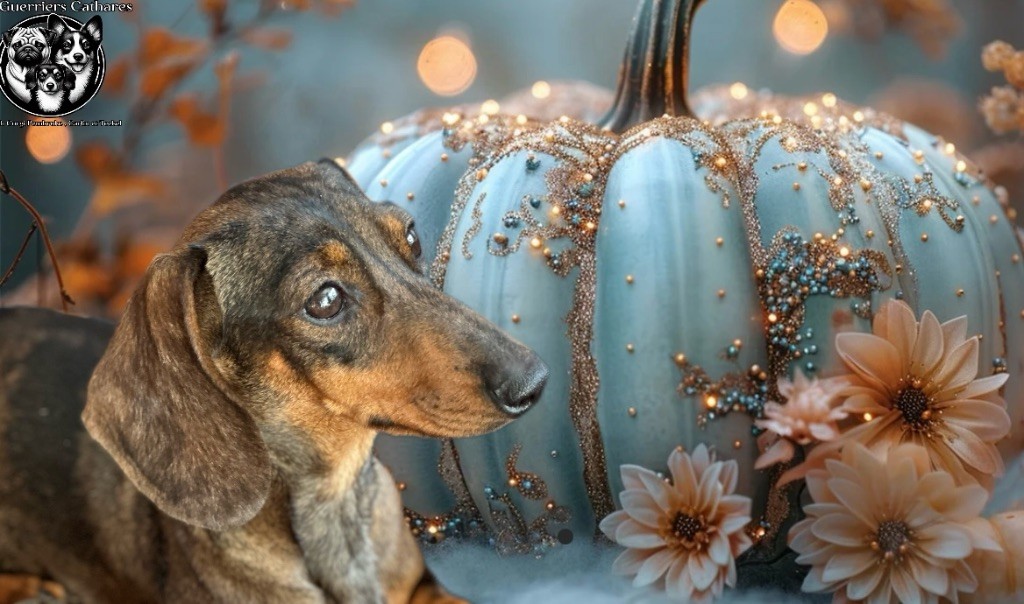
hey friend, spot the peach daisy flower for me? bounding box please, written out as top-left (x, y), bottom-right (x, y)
top-left (783, 299), bottom-right (1010, 489)
top-left (754, 369), bottom-right (849, 469)
top-left (600, 444), bottom-right (753, 603)
top-left (789, 442), bottom-right (1001, 603)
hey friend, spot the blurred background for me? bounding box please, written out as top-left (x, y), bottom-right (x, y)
top-left (2, 0), bottom-right (1024, 316)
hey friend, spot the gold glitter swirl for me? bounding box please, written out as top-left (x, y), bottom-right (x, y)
top-left (505, 444), bottom-right (549, 500)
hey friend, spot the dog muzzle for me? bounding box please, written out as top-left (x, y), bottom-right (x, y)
top-left (13, 46), bottom-right (42, 66)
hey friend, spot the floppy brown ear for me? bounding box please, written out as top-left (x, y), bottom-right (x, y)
top-left (84, 246), bottom-right (272, 531)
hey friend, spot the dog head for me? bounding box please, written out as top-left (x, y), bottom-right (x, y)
top-left (26, 62), bottom-right (73, 93)
top-left (85, 161), bottom-right (548, 530)
top-left (48, 14), bottom-right (101, 74)
top-left (3, 26), bottom-right (52, 69)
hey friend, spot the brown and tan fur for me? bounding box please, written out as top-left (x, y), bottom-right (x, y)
top-left (0, 160), bottom-right (548, 603)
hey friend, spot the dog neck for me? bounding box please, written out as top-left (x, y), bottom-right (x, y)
top-left (35, 91), bottom-right (64, 113)
top-left (263, 421), bottom-right (385, 601)
top-left (6, 61), bottom-right (28, 82)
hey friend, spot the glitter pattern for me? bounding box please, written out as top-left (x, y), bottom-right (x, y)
top-left (485, 445), bottom-right (572, 556)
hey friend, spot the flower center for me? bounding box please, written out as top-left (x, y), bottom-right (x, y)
top-left (670, 509), bottom-right (710, 550)
top-left (871, 520), bottom-right (913, 563)
top-left (893, 384), bottom-right (933, 429)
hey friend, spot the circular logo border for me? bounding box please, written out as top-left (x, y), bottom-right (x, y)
top-left (0, 13), bottom-right (106, 118)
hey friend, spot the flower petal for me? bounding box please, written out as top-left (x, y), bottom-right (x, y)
top-left (846, 564), bottom-right (884, 601)
top-left (828, 478), bottom-right (878, 528)
top-left (929, 337), bottom-right (978, 393)
top-left (911, 310), bottom-right (945, 378)
top-left (633, 547), bottom-right (676, 587)
top-left (688, 550), bottom-right (719, 591)
top-left (611, 546), bottom-right (652, 576)
top-left (614, 518), bottom-right (664, 549)
top-left (672, 560), bottom-right (695, 601)
top-left (754, 438), bottom-right (795, 469)
top-left (620, 464), bottom-right (658, 491)
top-left (835, 332), bottom-right (902, 391)
top-left (812, 513), bottom-right (870, 547)
top-left (668, 448), bottom-right (698, 496)
top-left (917, 524), bottom-right (972, 560)
top-left (708, 531), bottom-right (730, 566)
top-left (636, 469), bottom-right (674, 511)
top-left (941, 400), bottom-right (1011, 442)
top-left (619, 489), bottom-right (664, 529)
top-left (718, 513), bottom-right (751, 535)
top-left (823, 549), bottom-right (877, 583)
top-left (909, 554), bottom-right (949, 595)
top-left (599, 510), bottom-right (628, 539)
top-left (943, 373), bottom-right (1009, 401)
top-left (890, 566), bottom-right (923, 604)
top-left (940, 315), bottom-right (969, 351)
top-left (942, 422), bottom-right (999, 475)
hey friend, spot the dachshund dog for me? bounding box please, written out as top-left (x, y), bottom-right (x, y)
top-left (26, 62), bottom-right (75, 114)
top-left (0, 160), bottom-right (548, 603)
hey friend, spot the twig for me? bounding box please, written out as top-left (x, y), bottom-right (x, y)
top-left (0, 222), bottom-right (37, 289)
top-left (121, 3), bottom-right (279, 159)
top-left (0, 170), bottom-right (74, 311)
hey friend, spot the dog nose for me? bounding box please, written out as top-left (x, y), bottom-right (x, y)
top-left (485, 352), bottom-right (549, 416)
top-left (74, 53), bottom-right (84, 61)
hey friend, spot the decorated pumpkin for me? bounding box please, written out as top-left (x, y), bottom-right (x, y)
top-left (345, 0), bottom-right (1024, 587)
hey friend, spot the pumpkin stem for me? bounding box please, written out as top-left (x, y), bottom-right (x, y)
top-left (598, 0), bottom-right (705, 132)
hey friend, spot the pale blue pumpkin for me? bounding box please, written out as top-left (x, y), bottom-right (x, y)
top-left (345, 0), bottom-right (1024, 577)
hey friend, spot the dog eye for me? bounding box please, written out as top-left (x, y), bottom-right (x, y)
top-left (63, 41), bottom-right (71, 50)
top-left (33, 42), bottom-right (43, 48)
top-left (12, 41), bottom-right (21, 48)
top-left (405, 223), bottom-right (421, 258)
top-left (304, 283), bottom-right (346, 321)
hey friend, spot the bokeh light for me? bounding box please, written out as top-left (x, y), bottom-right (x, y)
top-left (531, 80), bottom-right (551, 99)
top-left (417, 35), bottom-right (477, 96)
top-left (773, 0), bottom-right (829, 55)
top-left (729, 82), bottom-right (748, 100)
top-left (25, 119), bottom-right (71, 164)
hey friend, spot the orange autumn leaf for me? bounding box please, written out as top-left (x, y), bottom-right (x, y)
top-left (316, 0), bottom-right (355, 16)
top-left (116, 242), bottom-right (162, 279)
top-left (76, 142), bottom-right (165, 214)
top-left (139, 27), bottom-right (207, 68)
top-left (103, 56), bottom-right (131, 96)
top-left (62, 260), bottom-right (115, 300)
top-left (241, 27), bottom-right (293, 50)
top-left (281, 0), bottom-right (312, 10)
top-left (168, 94), bottom-right (225, 146)
top-left (198, 0), bottom-right (227, 18)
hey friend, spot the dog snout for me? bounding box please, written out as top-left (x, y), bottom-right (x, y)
top-left (484, 350), bottom-right (548, 416)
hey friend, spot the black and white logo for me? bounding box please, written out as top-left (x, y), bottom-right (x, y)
top-left (0, 13), bottom-right (105, 117)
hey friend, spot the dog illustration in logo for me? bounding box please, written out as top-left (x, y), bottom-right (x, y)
top-left (26, 62), bottom-right (74, 114)
top-left (2, 26), bottom-right (53, 104)
top-left (47, 14), bottom-right (101, 104)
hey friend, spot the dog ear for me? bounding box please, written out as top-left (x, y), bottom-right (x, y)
top-left (2, 29), bottom-right (14, 48)
top-left (84, 245), bottom-right (272, 531)
top-left (83, 15), bottom-right (102, 45)
top-left (42, 28), bottom-right (56, 47)
top-left (46, 14), bottom-right (66, 37)
top-left (25, 66), bottom-right (37, 91)
top-left (62, 66), bottom-right (74, 90)
top-left (317, 157), bottom-right (364, 193)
